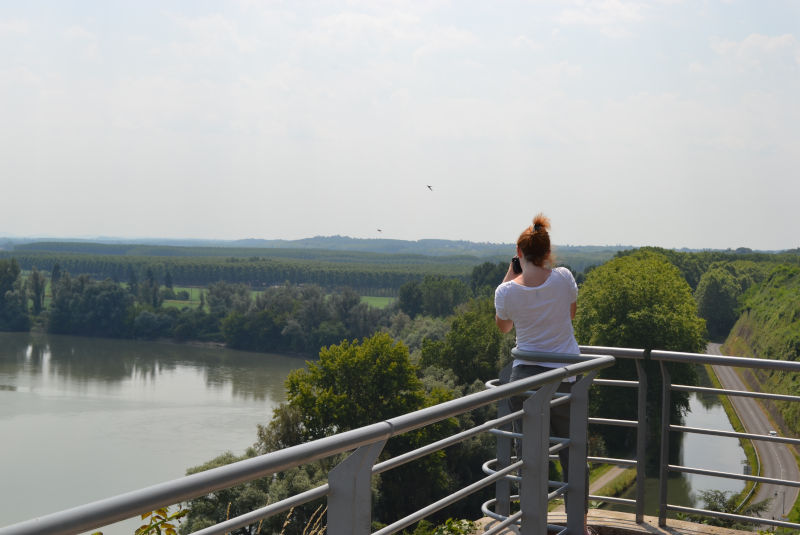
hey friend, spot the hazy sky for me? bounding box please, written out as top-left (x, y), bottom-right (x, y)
top-left (1, 1), bottom-right (798, 250)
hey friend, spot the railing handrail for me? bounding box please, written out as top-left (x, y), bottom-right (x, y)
top-left (0, 353), bottom-right (614, 535)
top-left (581, 345), bottom-right (800, 372)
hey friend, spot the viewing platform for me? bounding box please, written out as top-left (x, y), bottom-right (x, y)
top-left (476, 510), bottom-right (755, 534)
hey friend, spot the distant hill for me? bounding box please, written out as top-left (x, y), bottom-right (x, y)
top-left (3, 235), bottom-right (632, 261)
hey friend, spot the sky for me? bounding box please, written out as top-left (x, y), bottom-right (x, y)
top-left (1, 1), bottom-right (798, 251)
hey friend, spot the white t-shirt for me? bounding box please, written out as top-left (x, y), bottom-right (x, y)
top-left (494, 266), bottom-right (580, 368)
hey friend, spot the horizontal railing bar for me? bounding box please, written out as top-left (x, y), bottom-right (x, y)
top-left (374, 411), bottom-right (519, 475)
top-left (588, 417), bottom-right (638, 428)
top-left (672, 384), bottom-right (800, 403)
top-left (588, 495), bottom-right (636, 506)
top-left (548, 483), bottom-right (568, 501)
top-left (191, 484), bottom-right (329, 535)
top-left (387, 355), bottom-right (614, 439)
top-left (672, 425), bottom-right (800, 445)
top-left (667, 504), bottom-right (800, 530)
top-left (652, 349), bottom-right (800, 371)
top-left (588, 456), bottom-right (636, 467)
top-left (578, 346), bottom-right (646, 359)
top-left (581, 345), bottom-right (800, 373)
top-left (372, 462), bottom-right (521, 535)
top-left (668, 465), bottom-right (800, 488)
top-left (593, 378), bottom-right (639, 388)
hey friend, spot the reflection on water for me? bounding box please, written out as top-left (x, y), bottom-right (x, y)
top-left (610, 390), bottom-right (746, 516)
top-left (0, 332), bottom-right (307, 534)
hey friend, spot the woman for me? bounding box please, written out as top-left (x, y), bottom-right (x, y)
top-left (494, 213), bottom-right (594, 534)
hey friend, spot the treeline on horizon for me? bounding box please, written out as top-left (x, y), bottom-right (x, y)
top-left (0, 239), bottom-right (629, 295)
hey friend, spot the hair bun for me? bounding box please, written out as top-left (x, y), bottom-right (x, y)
top-left (532, 213), bottom-right (551, 232)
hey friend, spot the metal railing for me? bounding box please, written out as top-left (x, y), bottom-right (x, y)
top-left (0, 353), bottom-right (614, 535)
top-left (2, 346), bottom-right (798, 535)
top-left (581, 346), bottom-right (800, 532)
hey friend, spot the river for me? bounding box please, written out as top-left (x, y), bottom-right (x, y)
top-left (0, 332), bottom-right (308, 534)
top-left (610, 387), bottom-right (747, 517)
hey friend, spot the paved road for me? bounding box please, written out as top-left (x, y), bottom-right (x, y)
top-left (708, 343), bottom-right (799, 522)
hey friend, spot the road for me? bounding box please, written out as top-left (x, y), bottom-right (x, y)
top-left (708, 343), bottom-right (799, 522)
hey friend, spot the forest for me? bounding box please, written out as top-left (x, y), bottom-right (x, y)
top-left (1, 240), bottom-right (799, 533)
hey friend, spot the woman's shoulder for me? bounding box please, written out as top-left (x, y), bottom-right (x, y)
top-left (552, 266), bottom-right (574, 279)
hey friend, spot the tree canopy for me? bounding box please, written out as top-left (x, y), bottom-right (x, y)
top-left (574, 250), bottom-right (707, 470)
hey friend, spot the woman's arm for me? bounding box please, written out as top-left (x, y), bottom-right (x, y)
top-left (570, 301), bottom-right (577, 320)
top-left (495, 315), bottom-right (514, 333)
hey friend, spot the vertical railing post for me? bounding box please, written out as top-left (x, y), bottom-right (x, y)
top-left (634, 359), bottom-right (647, 524)
top-left (496, 363), bottom-right (514, 519)
top-left (565, 371), bottom-right (597, 535)
top-left (658, 361), bottom-right (672, 528)
top-left (328, 439), bottom-right (387, 535)
top-left (520, 380), bottom-right (559, 535)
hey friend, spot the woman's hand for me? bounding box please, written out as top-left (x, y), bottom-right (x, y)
top-left (502, 259), bottom-right (518, 283)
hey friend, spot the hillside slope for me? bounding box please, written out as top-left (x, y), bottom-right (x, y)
top-left (723, 264), bottom-right (800, 432)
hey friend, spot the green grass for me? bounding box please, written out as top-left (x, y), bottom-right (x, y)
top-left (361, 296), bottom-right (395, 309)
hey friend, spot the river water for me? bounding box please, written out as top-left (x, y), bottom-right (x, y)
top-left (610, 387), bottom-right (747, 516)
top-left (0, 332), bottom-right (307, 534)
top-left (1, 333), bottom-right (747, 533)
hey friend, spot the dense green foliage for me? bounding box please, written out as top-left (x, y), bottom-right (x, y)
top-left (0, 259), bottom-right (29, 331)
top-left (420, 298), bottom-right (513, 385)
top-left (574, 250), bottom-right (707, 470)
top-left (724, 264), bottom-right (800, 432)
top-left (398, 276), bottom-right (472, 318)
top-left (694, 261), bottom-right (768, 340)
top-left (48, 274), bottom-right (135, 338)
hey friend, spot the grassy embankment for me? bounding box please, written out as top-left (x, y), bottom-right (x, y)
top-left (719, 264), bottom-right (800, 524)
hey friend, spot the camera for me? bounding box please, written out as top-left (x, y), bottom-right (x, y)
top-left (511, 257), bottom-right (522, 274)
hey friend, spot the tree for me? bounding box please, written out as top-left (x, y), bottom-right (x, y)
top-left (574, 250), bottom-right (707, 470)
top-left (689, 489), bottom-right (769, 530)
top-left (575, 251), bottom-right (707, 352)
top-left (398, 280), bottom-right (424, 318)
top-left (206, 281), bottom-right (251, 317)
top-left (695, 267), bottom-right (741, 341)
top-left (48, 275), bottom-right (134, 338)
top-left (127, 265), bottom-right (139, 298)
top-left (0, 258), bottom-right (30, 331)
top-left (420, 298), bottom-right (511, 385)
top-left (50, 263), bottom-right (62, 300)
top-left (470, 261), bottom-right (507, 297)
top-left (28, 267), bottom-right (47, 315)
top-left (420, 276), bottom-right (471, 317)
top-left (285, 332), bottom-right (426, 439)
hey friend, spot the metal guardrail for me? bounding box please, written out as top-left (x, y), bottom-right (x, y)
top-left (0, 352), bottom-right (615, 535)
top-left (581, 346), bottom-right (800, 531)
top-left (2, 346), bottom-right (798, 534)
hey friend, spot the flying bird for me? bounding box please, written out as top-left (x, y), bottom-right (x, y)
top-left (426, 185), bottom-right (433, 191)
top-left (377, 229), bottom-right (382, 232)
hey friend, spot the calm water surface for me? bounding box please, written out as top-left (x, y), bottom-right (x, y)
top-left (612, 389), bottom-right (747, 516)
top-left (0, 332), bottom-right (307, 534)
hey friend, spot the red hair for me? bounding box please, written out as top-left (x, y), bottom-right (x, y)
top-left (517, 213), bottom-right (552, 267)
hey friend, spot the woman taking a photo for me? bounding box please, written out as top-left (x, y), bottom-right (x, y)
top-left (494, 213), bottom-right (594, 535)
